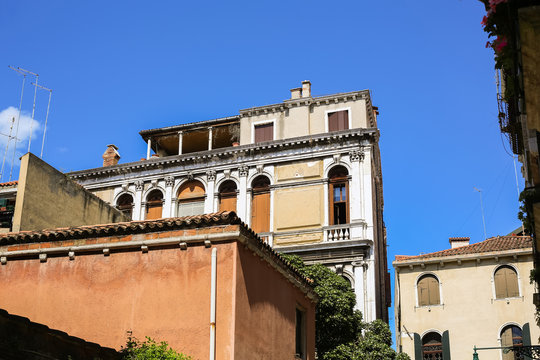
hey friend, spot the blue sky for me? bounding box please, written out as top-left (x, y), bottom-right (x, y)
top-left (0, 0), bottom-right (520, 343)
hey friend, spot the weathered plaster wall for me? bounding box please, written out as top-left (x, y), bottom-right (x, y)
top-left (233, 242), bottom-right (316, 360)
top-left (0, 231), bottom-right (236, 359)
top-left (273, 186), bottom-right (324, 231)
top-left (12, 153), bottom-right (129, 231)
top-left (396, 255), bottom-right (538, 359)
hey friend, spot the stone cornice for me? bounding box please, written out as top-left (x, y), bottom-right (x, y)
top-left (68, 128), bottom-right (377, 181)
top-left (239, 90), bottom-right (370, 116)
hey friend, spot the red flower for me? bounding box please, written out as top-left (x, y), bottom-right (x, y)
top-left (481, 15), bottom-right (488, 26)
top-left (486, 41), bottom-right (492, 48)
top-left (494, 36), bottom-right (508, 53)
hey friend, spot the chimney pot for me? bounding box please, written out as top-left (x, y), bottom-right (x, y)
top-left (449, 237), bottom-right (470, 249)
top-left (102, 144), bottom-right (120, 167)
top-left (301, 80), bottom-right (311, 97)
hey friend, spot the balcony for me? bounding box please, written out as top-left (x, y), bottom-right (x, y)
top-left (324, 224), bottom-right (351, 242)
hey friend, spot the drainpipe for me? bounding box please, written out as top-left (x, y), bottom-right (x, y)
top-left (210, 247), bottom-right (217, 360)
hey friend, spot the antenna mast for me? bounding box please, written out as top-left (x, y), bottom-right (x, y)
top-left (17, 68), bottom-right (39, 153)
top-left (33, 83), bottom-right (52, 159)
top-left (474, 187), bottom-right (487, 240)
top-left (7, 66), bottom-right (27, 181)
top-left (0, 117), bottom-right (16, 181)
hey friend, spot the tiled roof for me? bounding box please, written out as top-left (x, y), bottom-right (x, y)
top-left (394, 236), bottom-right (532, 262)
top-left (0, 211), bottom-right (316, 295)
top-left (0, 181), bottom-right (17, 187)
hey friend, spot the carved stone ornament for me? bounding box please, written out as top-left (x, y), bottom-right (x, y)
top-left (333, 154), bottom-right (341, 164)
top-left (238, 165), bottom-right (249, 177)
top-left (256, 164), bottom-right (264, 174)
top-left (349, 149), bottom-right (365, 162)
top-left (206, 170), bottom-right (216, 182)
top-left (150, 180), bottom-right (158, 188)
top-left (223, 169), bottom-right (231, 179)
top-left (165, 176), bottom-right (175, 187)
top-left (187, 172), bottom-right (194, 181)
top-left (121, 183), bottom-right (129, 191)
top-left (134, 180), bottom-right (144, 191)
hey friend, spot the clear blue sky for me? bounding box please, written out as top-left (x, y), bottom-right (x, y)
top-left (1, 0), bottom-right (520, 343)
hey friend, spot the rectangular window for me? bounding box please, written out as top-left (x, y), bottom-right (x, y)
top-left (177, 201), bottom-right (205, 217)
top-left (295, 308), bottom-right (306, 360)
top-left (330, 183), bottom-right (348, 225)
top-left (328, 110), bottom-right (349, 132)
top-left (254, 123), bottom-right (274, 142)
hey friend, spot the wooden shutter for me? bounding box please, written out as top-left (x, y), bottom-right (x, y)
top-left (505, 267), bottom-right (519, 297)
top-left (442, 330), bottom-right (451, 360)
top-left (255, 123), bottom-right (273, 142)
top-left (219, 195), bottom-right (237, 212)
top-left (495, 267), bottom-right (519, 298)
top-left (328, 110), bottom-right (349, 132)
top-left (501, 327), bottom-right (514, 360)
top-left (418, 277), bottom-right (430, 306)
top-left (413, 333), bottom-right (422, 360)
top-left (251, 191), bottom-right (270, 233)
top-left (146, 204), bottom-right (162, 219)
top-left (428, 276), bottom-right (440, 305)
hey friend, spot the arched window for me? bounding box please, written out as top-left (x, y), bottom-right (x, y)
top-left (177, 180), bottom-right (205, 217)
top-left (116, 193), bottom-right (134, 219)
top-left (145, 190), bottom-right (163, 220)
top-left (328, 166), bottom-right (349, 225)
top-left (501, 325), bottom-right (523, 360)
top-left (251, 176), bottom-right (270, 233)
top-left (494, 266), bottom-right (519, 299)
top-left (422, 332), bottom-right (442, 360)
top-left (417, 274), bottom-right (440, 306)
top-left (219, 180), bottom-right (237, 212)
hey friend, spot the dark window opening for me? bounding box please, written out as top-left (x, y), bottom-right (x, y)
top-left (328, 110), bottom-right (349, 132)
top-left (295, 308), bottom-right (306, 359)
top-left (501, 325), bottom-right (523, 360)
top-left (116, 193), bottom-right (134, 219)
top-left (329, 166), bottom-right (349, 225)
top-left (422, 332), bottom-right (442, 360)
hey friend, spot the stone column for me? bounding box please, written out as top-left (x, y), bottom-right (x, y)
top-left (237, 165), bottom-right (249, 223)
top-left (146, 139), bottom-right (152, 160)
top-left (361, 147), bottom-right (374, 240)
top-left (178, 131), bottom-right (183, 155)
top-left (352, 260), bottom-right (366, 315)
top-left (205, 170), bottom-right (216, 213)
top-left (208, 127), bottom-right (213, 151)
top-left (349, 148), bottom-right (364, 240)
top-left (133, 180), bottom-right (144, 220)
top-left (163, 176), bottom-right (174, 218)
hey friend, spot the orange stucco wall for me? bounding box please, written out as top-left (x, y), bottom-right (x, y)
top-left (233, 244), bottom-right (316, 360)
top-left (0, 233), bottom-right (237, 359)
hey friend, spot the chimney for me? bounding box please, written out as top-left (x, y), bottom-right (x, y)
top-left (301, 80), bottom-right (311, 97)
top-left (449, 237), bottom-right (470, 249)
top-left (290, 87), bottom-right (302, 99)
top-left (102, 144), bottom-right (120, 167)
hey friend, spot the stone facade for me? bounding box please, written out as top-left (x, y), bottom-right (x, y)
top-left (69, 82), bottom-right (389, 322)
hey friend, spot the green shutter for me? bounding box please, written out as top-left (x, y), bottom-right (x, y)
top-left (442, 330), bottom-right (451, 360)
top-left (414, 333), bottom-right (422, 360)
top-left (523, 323), bottom-right (532, 360)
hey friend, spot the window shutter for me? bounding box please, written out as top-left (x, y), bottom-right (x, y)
top-left (328, 112), bottom-right (338, 131)
top-left (413, 333), bottom-right (422, 360)
top-left (442, 330), bottom-right (451, 360)
top-left (338, 110), bottom-right (348, 130)
top-left (428, 276), bottom-right (440, 305)
top-left (506, 268), bottom-right (519, 297)
top-left (418, 278), bottom-right (429, 306)
top-left (254, 123), bottom-right (273, 142)
top-left (219, 196), bottom-right (237, 212)
top-left (495, 268), bottom-right (507, 298)
top-left (522, 322), bottom-right (531, 346)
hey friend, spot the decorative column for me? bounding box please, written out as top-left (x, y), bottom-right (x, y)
top-left (163, 176), bottom-right (175, 218)
top-left (352, 260), bottom-right (366, 315)
top-left (237, 165), bottom-right (249, 223)
top-left (349, 148), bottom-right (364, 240)
top-left (361, 147), bottom-right (374, 240)
top-left (364, 251), bottom-right (376, 323)
top-left (208, 127), bottom-right (213, 151)
top-left (146, 139), bottom-right (152, 160)
top-left (178, 131), bottom-right (183, 155)
top-left (133, 180), bottom-right (144, 220)
top-left (205, 170), bottom-right (216, 213)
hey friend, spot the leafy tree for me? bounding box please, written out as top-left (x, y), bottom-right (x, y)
top-left (120, 335), bottom-right (192, 360)
top-left (282, 254), bottom-right (410, 360)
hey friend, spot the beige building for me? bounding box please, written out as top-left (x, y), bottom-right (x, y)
top-left (394, 235), bottom-right (538, 360)
top-left (68, 81), bottom-right (390, 322)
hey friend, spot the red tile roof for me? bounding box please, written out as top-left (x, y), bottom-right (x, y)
top-left (394, 235), bottom-right (532, 262)
top-left (0, 211), bottom-right (316, 295)
top-left (0, 181), bottom-right (17, 187)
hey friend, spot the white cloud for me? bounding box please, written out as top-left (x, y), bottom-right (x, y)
top-left (0, 106), bottom-right (40, 152)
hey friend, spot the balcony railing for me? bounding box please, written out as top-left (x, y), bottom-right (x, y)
top-left (325, 224), bottom-right (351, 241)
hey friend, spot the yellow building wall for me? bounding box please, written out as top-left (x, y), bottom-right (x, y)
top-left (273, 185), bottom-right (324, 232)
top-left (276, 160), bottom-right (322, 182)
top-left (396, 255), bottom-right (538, 360)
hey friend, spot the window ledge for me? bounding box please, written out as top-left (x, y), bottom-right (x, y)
top-left (492, 296), bottom-right (523, 302)
top-left (415, 304), bottom-right (444, 310)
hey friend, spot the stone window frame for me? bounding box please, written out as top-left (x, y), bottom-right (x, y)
top-left (251, 119), bottom-right (276, 144)
top-left (325, 107), bottom-right (352, 133)
top-left (414, 272), bottom-right (443, 308)
top-left (491, 264), bottom-right (522, 301)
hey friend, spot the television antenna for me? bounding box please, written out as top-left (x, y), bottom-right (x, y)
top-left (474, 187), bottom-right (487, 240)
top-left (7, 66), bottom-right (27, 181)
top-left (15, 67), bottom-right (39, 153)
top-left (32, 83), bottom-right (52, 159)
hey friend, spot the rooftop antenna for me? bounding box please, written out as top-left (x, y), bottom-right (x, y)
top-left (474, 187), bottom-right (487, 240)
top-left (0, 117), bottom-right (16, 181)
top-left (17, 67), bottom-right (39, 153)
top-left (32, 83), bottom-right (52, 159)
top-left (7, 66), bottom-right (27, 181)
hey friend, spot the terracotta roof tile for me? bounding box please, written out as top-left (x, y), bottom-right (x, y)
top-left (394, 235), bottom-right (532, 262)
top-left (0, 181), bottom-right (17, 187)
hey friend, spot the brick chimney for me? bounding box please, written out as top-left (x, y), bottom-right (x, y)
top-left (290, 87), bottom-right (302, 99)
top-left (449, 237), bottom-right (470, 249)
top-left (102, 144), bottom-right (120, 167)
top-left (301, 80), bottom-right (311, 97)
